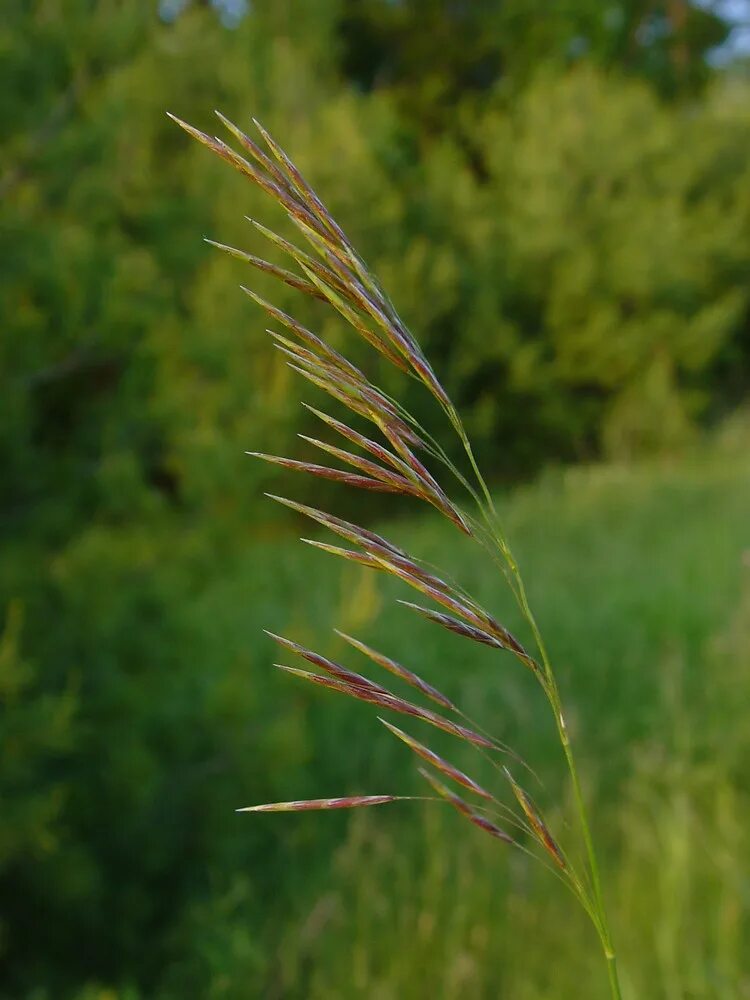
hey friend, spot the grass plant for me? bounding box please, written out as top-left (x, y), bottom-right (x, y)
top-left (168, 109), bottom-right (629, 996)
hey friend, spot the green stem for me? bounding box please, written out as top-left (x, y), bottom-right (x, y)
top-left (606, 952), bottom-right (622, 1000)
top-left (517, 582), bottom-right (622, 1000)
top-left (559, 700), bottom-right (621, 1000)
top-left (450, 422), bottom-right (623, 1000)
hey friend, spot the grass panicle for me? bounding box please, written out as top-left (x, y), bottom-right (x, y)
top-left (172, 109), bottom-right (623, 999)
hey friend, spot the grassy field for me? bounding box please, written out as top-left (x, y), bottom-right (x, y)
top-left (162, 425), bottom-right (750, 999)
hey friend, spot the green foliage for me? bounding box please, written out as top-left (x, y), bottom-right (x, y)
top-left (339, 0), bottom-right (731, 117)
top-left (454, 69), bottom-right (750, 463)
top-left (0, 602), bottom-right (75, 873)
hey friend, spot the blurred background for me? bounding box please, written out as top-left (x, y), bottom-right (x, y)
top-left (2, 2), bottom-right (750, 997)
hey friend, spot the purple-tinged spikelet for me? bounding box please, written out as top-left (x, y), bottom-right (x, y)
top-left (263, 631), bottom-right (390, 695)
top-left (238, 795), bottom-right (408, 813)
top-left (274, 664), bottom-right (495, 749)
top-left (264, 495), bottom-right (410, 560)
top-left (379, 719), bottom-right (493, 800)
top-left (504, 768), bottom-right (567, 870)
top-left (334, 630), bottom-right (457, 712)
top-left (297, 435), bottom-right (421, 495)
top-left (418, 769), bottom-right (514, 845)
top-left (397, 601), bottom-right (510, 651)
top-left (203, 238), bottom-right (327, 300)
top-left (246, 452), bottom-right (405, 493)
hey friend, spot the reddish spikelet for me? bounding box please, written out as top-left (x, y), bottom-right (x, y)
top-left (246, 452), bottom-right (404, 493)
top-left (269, 502), bottom-right (456, 601)
top-left (297, 435), bottom-right (421, 495)
top-left (264, 495), bottom-right (410, 560)
top-left (406, 353), bottom-right (455, 415)
top-left (272, 337), bottom-right (338, 376)
top-left (249, 219), bottom-right (358, 307)
top-left (300, 230), bottom-right (423, 370)
top-left (279, 355), bottom-right (378, 422)
top-left (296, 256), bottom-right (410, 371)
top-left (214, 112), bottom-right (295, 198)
top-left (361, 548), bottom-right (459, 600)
top-left (369, 559), bottom-right (501, 638)
top-left (284, 362), bottom-right (368, 422)
top-left (300, 538), bottom-right (383, 570)
top-left (263, 495), bottom-right (491, 636)
top-left (275, 664), bottom-right (494, 749)
top-left (397, 601), bottom-right (506, 650)
top-left (238, 795), bottom-right (407, 813)
top-left (167, 115), bottom-right (323, 239)
top-left (280, 353), bottom-right (420, 447)
top-left (204, 239), bottom-right (326, 300)
top-left (264, 492), bottom-right (499, 649)
top-left (379, 719), bottom-right (493, 800)
top-left (277, 355), bottom-right (406, 448)
top-left (334, 630), bottom-right (457, 712)
top-left (206, 135), bottom-right (341, 256)
top-left (290, 214), bottom-right (428, 373)
top-left (378, 420), bottom-right (472, 535)
top-left (269, 199), bottom-right (426, 384)
top-left (251, 117), bottom-right (353, 251)
top-left (396, 592), bottom-right (536, 672)
top-left (348, 291), bottom-right (417, 369)
top-left (300, 263), bottom-right (409, 372)
top-left (264, 631), bottom-right (389, 695)
top-left (419, 768), bottom-right (514, 845)
top-left (172, 112), bottom-right (457, 416)
top-left (250, 121), bottom-right (399, 334)
top-left (303, 405), bottom-right (421, 485)
top-left (285, 508), bottom-right (477, 625)
top-left (383, 563), bottom-right (528, 660)
top-left (289, 204), bottom-right (399, 336)
top-left (504, 769), bottom-right (567, 870)
top-left (240, 287), bottom-right (362, 380)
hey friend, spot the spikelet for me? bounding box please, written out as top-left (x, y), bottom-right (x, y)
top-left (334, 630), bottom-right (457, 711)
top-left (248, 218), bottom-right (356, 305)
top-left (203, 238), bottom-right (327, 300)
top-left (238, 795), bottom-right (409, 813)
top-left (297, 434), bottom-right (421, 495)
top-left (274, 664), bottom-right (495, 750)
top-left (263, 631), bottom-right (390, 695)
top-left (504, 768), bottom-right (567, 870)
top-left (303, 405), bottom-right (424, 486)
top-left (418, 769), bottom-right (514, 845)
top-left (398, 601), bottom-right (517, 653)
top-left (246, 452), bottom-right (404, 494)
top-left (379, 719), bottom-right (493, 800)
